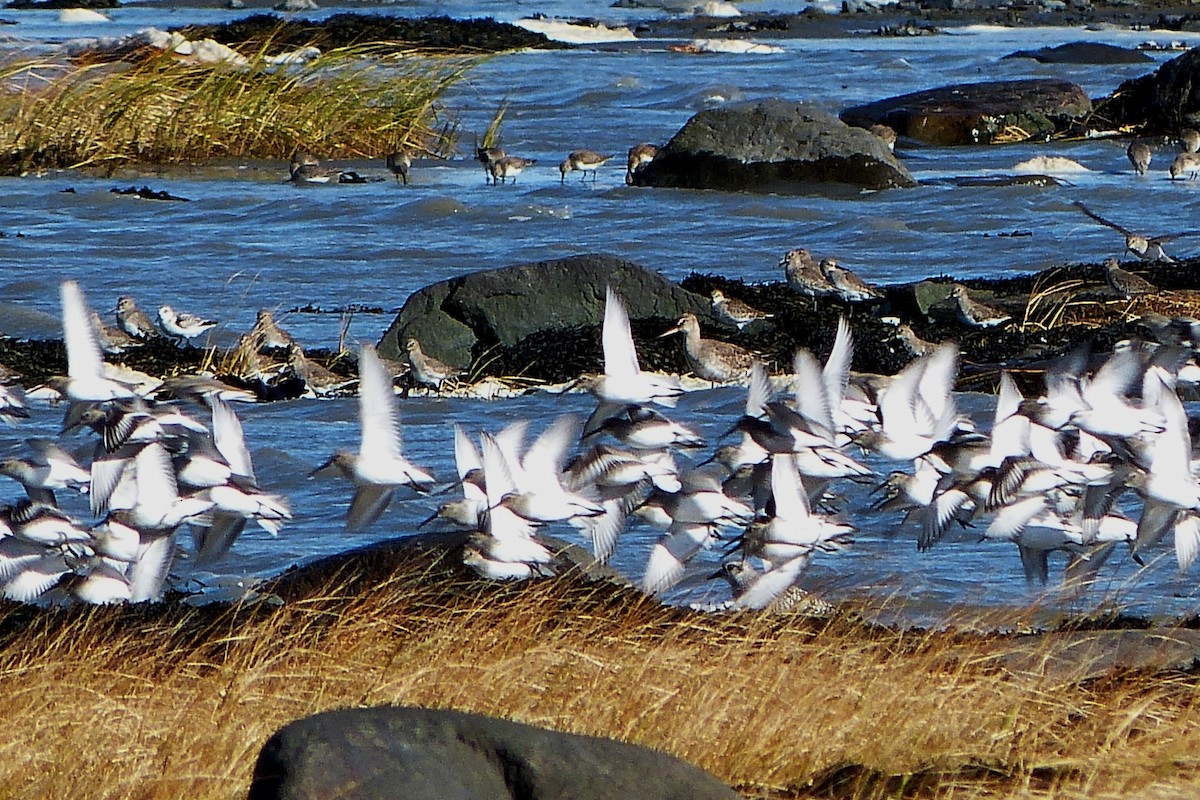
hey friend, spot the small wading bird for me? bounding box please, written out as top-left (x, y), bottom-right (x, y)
top-left (476, 145), bottom-right (505, 184)
top-left (1170, 152), bottom-right (1200, 181)
top-left (625, 143), bottom-right (657, 184)
top-left (1127, 141), bottom-right (1151, 175)
top-left (157, 305), bottom-right (218, 343)
top-left (1075, 201), bottom-right (1183, 263)
top-left (385, 151), bottom-right (410, 185)
top-left (559, 149), bottom-right (613, 183)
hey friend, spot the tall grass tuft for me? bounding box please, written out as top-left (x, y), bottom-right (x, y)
top-left (0, 41), bottom-right (481, 174)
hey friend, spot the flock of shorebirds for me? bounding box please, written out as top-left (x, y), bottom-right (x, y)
top-left (1, 267), bottom-right (1199, 613)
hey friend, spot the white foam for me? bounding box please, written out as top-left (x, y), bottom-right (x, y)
top-left (514, 18), bottom-right (637, 44)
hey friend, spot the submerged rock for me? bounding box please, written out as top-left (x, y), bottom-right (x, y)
top-left (840, 79), bottom-right (1092, 145)
top-left (631, 98), bottom-right (916, 192)
top-left (249, 706), bottom-right (741, 800)
top-left (376, 253), bottom-right (711, 370)
top-left (1003, 41), bottom-right (1151, 64)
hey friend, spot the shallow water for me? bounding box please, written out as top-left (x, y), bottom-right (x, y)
top-left (1, 3), bottom-right (1198, 622)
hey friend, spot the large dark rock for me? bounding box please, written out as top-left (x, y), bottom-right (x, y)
top-left (631, 98), bottom-right (915, 192)
top-left (840, 79), bottom-right (1092, 145)
top-left (1002, 41), bottom-right (1151, 64)
top-left (1094, 46), bottom-right (1200, 135)
top-left (377, 253), bottom-right (710, 368)
top-left (248, 706), bottom-right (741, 800)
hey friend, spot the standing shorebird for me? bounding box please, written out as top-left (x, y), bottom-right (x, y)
top-left (781, 248), bottom-right (836, 307)
top-left (1171, 152), bottom-right (1200, 181)
top-left (1127, 141), bottom-right (1152, 175)
top-left (1103, 257), bottom-right (1158, 300)
top-left (157, 305), bottom-right (218, 343)
top-left (869, 123), bottom-right (897, 152)
top-left (559, 149), bottom-right (613, 183)
top-left (405, 338), bottom-right (462, 391)
top-left (385, 151), bottom-right (410, 185)
top-left (1075, 201), bottom-right (1177, 263)
top-left (249, 309), bottom-right (297, 351)
top-left (893, 323), bottom-right (936, 357)
top-left (710, 290), bottom-right (773, 330)
top-left (476, 146), bottom-right (505, 184)
top-left (489, 155), bottom-right (536, 185)
top-left (115, 297), bottom-right (161, 340)
top-left (819, 259), bottom-right (883, 304)
top-left (949, 285), bottom-right (1011, 328)
top-left (659, 312), bottom-right (756, 382)
top-left (1183, 128), bottom-right (1200, 154)
top-left (625, 142), bottom-right (658, 184)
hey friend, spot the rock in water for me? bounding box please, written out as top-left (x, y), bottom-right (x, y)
top-left (248, 706), bottom-right (742, 800)
top-left (631, 98), bottom-right (915, 192)
top-left (377, 253), bottom-right (712, 369)
top-left (1002, 41), bottom-right (1151, 65)
top-left (840, 79), bottom-right (1092, 146)
top-left (1096, 47), bottom-right (1200, 136)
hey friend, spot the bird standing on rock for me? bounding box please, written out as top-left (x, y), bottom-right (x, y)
top-left (781, 248), bottom-right (836, 306)
top-left (949, 285), bottom-right (1011, 329)
top-left (820, 259), bottom-right (883, 304)
top-left (625, 143), bottom-right (658, 184)
top-left (405, 338), bottom-right (462, 392)
top-left (1103, 257), bottom-right (1158, 300)
top-left (710, 290), bottom-right (773, 330)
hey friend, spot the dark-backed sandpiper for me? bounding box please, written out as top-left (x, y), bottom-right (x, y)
top-left (893, 323), bottom-right (935, 357)
top-left (288, 153), bottom-right (340, 184)
top-left (659, 312), bottom-right (755, 382)
top-left (1103, 257), bottom-right (1158, 299)
top-left (780, 248), bottom-right (836, 306)
top-left (869, 123), bottom-right (897, 152)
top-left (405, 338), bottom-right (462, 391)
top-left (385, 151), bottom-right (410, 185)
top-left (250, 310), bottom-right (297, 351)
top-left (115, 296), bottom-right (161, 340)
top-left (1171, 152), bottom-right (1200, 180)
top-left (489, 155), bottom-right (536, 185)
top-left (1127, 141), bottom-right (1151, 175)
top-left (476, 146), bottom-right (505, 184)
top-left (949, 284), bottom-right (1011, 328)
top-left (710, 289), bottom-right (773, 330)
top-left (820, 258), bottom-right (883, 303)
top-left (625, 142), bottom-right (658, 184)
top-left (559, 149), bottom-right (613, 182)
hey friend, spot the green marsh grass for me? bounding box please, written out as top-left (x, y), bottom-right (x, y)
top-left (0, 41), bottom-right (481, 173)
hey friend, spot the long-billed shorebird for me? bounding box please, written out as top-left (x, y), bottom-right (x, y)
top-left (1127, 141), bottom-right (1151, 175)
top-left (559, 149), bottom-right (613, 183)
top-left (659, 312), bottom-right (755, 382)
top-left (1103, 257), bottom-right (1158, 299)
top-left (489, 155), bottom-right (536, 185)
top-left (625, 142), bottom-right (658, 184)
top-left (949, 285), bottom-right (1011, 328)
top-left (710, 289), bottom-right (773, 330)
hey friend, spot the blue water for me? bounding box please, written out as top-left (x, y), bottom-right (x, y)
top-left (1, 2), bottom-right (1198, 622)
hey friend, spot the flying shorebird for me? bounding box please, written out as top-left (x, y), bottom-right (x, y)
top-left (313, 343), bottom-right (436, 531)
top-left (559, 149), bottom-right (613, 183)
top-left (1074, 200), bottom-right (1180, 263)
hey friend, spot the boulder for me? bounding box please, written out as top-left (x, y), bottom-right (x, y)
top-left (247, 706), bottom-right (742, 800)
top-left (1002, 41), bottom-right (1151, 64)
top-left (376, 253), bottom-right (711, 368)
top-left (1094, 46), bottom-right (1200, 135)
top-left (631, 98), bottom-right (915, 192)
top-left (840, 79), bottom-right (1092, 145)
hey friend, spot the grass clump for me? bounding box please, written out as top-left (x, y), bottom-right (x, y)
top-left (3, 541), bottom-right (1200, 799)
top-left (0, 40), bottom-right (481, 174)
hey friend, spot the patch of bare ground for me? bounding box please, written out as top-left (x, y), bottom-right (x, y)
top-left (2, 539), bottom-right (1200, 799)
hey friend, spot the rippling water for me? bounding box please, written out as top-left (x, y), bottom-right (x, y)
top-left (2, 3), bottom-right (1199, 622)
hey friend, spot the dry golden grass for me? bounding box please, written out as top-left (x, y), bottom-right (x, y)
top-left (0, 42), bottom-right (479, 173)
top-left (3, 543), bottom-right (1200, 799)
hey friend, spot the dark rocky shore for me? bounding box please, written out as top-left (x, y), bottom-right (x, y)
top-left (2, 253), bottom-right (1194, 401)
